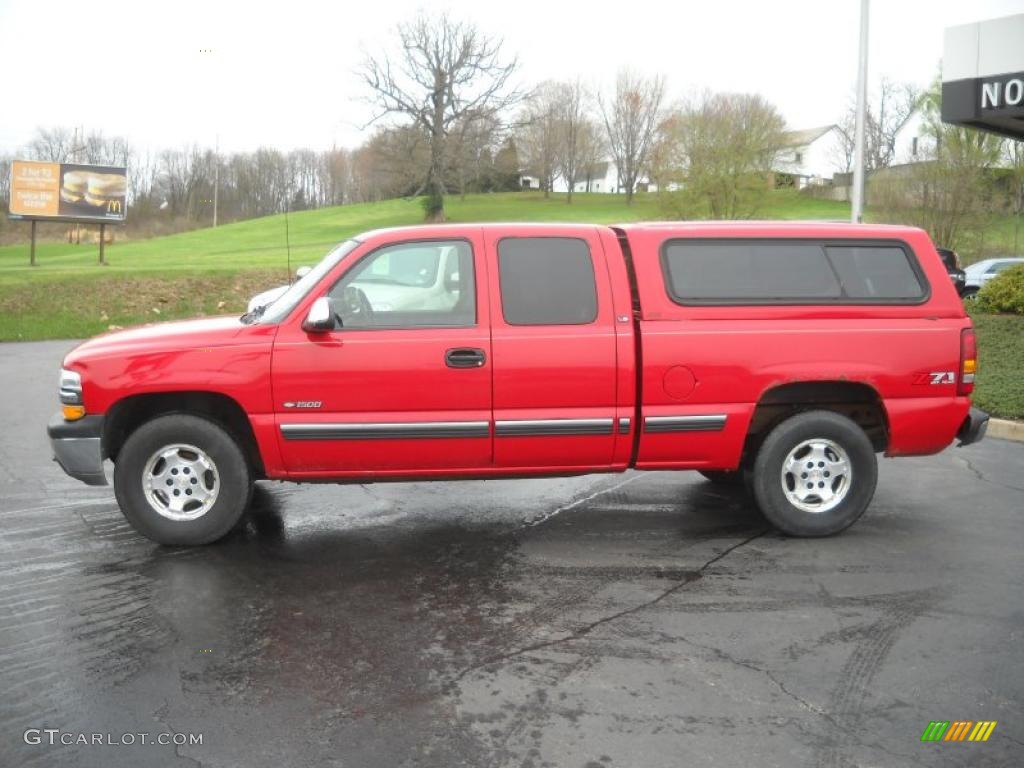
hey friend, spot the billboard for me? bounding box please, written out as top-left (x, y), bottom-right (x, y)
top-left (8, 160), bottom-right (127, 222)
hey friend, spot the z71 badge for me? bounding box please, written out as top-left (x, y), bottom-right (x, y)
top-left (913, 371), bottom-right (956, 386)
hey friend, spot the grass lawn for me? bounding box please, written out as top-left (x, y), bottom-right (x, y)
top-left (969, 312), bottom-right (1024, 421)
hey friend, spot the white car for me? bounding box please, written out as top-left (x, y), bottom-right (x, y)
top-left (962, 257), bottom-right (1024, 297)
top-left (246, 244), bottom-right (465, 316)
top-left (247, 267), bottom-right (312, 313)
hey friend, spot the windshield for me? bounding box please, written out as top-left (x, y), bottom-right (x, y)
top-left (254, 240), bottom-right (360, 324)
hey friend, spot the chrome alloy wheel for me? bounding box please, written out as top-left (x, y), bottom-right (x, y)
top-left (780, 438), bottom-right (852, 513)
top-left (142, 444), bottom-right (220, 521)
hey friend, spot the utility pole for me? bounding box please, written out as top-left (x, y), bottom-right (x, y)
top-left (213, 134), bottom-right (219, 227)
top-left (851, 0), bottom-right (870, 223)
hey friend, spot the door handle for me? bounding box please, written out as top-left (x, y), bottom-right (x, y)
top-left (445, 347), bottom-right (486, 368)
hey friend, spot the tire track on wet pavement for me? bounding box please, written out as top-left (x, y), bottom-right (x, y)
top-left (450, 529), bottom-right (768, 684)
top-left (813, 588), bottom-right (940, 768)
top-left (0, 498), bottom-right (186, 749)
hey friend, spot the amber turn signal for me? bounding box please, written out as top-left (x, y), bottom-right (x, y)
top-left (62, 404), bottom-right (86, 421)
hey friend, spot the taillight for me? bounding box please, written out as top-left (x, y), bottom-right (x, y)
top-left (958, 328), bottom-right (977, 396)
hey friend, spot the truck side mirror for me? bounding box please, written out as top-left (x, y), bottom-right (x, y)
top-left (301, 297), bottom-right (336, 333)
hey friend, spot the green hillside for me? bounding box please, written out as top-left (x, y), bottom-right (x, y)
top-left (0, 190), bottom-right (852, 276)
top-left (0, 191), bottom-right (851, 341)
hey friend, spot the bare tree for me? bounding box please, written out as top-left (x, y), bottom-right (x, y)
top-left (156, 146), bottom-right (207, 218)
top-left (554, 80), bottom-right (591, 204)
top-left (0, 153), bottom-right (10, 236)
top-left (83, 131), bottom-right (132, 167)
top-left (575, 120), bottom-right (606, 193)
top-left (492, 137), bottom-right (522, 191)
top-left (360, 13), bottom-right (519, 221)
top-left (128, 150), bottom-right (154, 201)
top-left (518, 82), bottom-right (562, 197)
top-left (872, 82), bottom-right (1003, 252)
top-left (29, 126), bottom-right (75, 162)
top-left (834, 78), bottom-right (920, 174)
top-left (654, 92), bottom-right (785, 219)
top-left (0, 153), bottom-right (12, 205)
top-left (449, 113), bottom-right (501, 198)
top-left (319, 146), bottom-right (350, 207)
top-left (600, 70), bottom-right (665, 204)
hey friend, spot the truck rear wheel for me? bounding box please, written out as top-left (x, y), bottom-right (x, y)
top-left (113, 414), bottom-right (252, 546)
top-left (751, 410), bottom-right (877, 537)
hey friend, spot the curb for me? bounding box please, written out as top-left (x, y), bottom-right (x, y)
top-left (987, 418), bottom-right (1024, 443)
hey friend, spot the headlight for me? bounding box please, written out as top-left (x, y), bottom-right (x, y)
top-left (59, 369), bottom-right (85, 420)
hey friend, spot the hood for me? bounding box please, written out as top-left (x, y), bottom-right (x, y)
top-left (64, 316), bottom-right (255, 366)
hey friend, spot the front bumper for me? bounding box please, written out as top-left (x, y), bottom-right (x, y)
top-left (47, 413), bottom-right (108, 486)
top-left (957, 406), bottom-right (989, 447)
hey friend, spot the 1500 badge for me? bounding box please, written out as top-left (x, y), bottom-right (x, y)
top-left (913, 371), bottom-right (956, 385)
top-left (283, 401), bottom-right (323, 409)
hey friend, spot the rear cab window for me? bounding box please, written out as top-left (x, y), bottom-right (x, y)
top-left (660, 239), bottom-right (928, 305)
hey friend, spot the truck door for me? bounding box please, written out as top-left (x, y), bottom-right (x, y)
top-left (271, 234), bottom-right (492, 476)
top-left (484, 229), bottom-right (621, 471)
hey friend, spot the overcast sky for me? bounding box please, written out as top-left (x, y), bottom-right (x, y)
top-left (1, 0), bottom-right (1022, 157)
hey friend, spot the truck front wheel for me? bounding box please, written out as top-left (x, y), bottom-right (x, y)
top-left (751, 410), bottom-right (877, 537)
top-left (113, 414), bottom-right (253, 546)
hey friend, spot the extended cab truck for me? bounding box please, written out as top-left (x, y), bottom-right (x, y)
top-left (48, 222), bottom-right (989, 545)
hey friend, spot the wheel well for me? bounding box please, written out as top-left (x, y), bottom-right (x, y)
top-left (742, 381), bottom-right (889, 464)
top-left (103, 392), bottom-right (265, 478)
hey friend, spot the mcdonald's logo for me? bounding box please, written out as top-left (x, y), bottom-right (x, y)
top-left (920, 720), bottom-right (997, 742)
top-left (107, 200), bottom-right (122, 214)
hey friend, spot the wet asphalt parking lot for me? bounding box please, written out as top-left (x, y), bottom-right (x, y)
top-left (1, 340), bottom-right (1022, 768)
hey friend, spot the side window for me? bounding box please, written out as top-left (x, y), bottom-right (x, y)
top-left (661, 240), bottom-right (927, 304)
top-left (662, 241), bottom-right (840, 302)
top-left (328, 240), bottom-right (475, 329)
top-left (825, 246), bottom-right (925, 299)
top-left (497, 237), bottom-right (598, 325)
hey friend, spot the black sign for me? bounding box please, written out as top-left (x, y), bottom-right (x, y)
top-left (942, 71), bottom-right (1024, 140)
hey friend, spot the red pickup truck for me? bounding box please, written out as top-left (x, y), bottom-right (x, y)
top-left (49, 222), bottom-right (988, 545)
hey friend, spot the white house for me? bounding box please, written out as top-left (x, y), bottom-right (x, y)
top-left (521, 161), bottom-right (626, 194)
top-left (522, 113), bottom-right (938, 195)
top-left (519, 174), bottom-right (542, 190)
top-left (566, 161), bottom-right (620, 193)
top-left (889, 109), bottom-right (931, 165)
top-left (773, 125), bottom-right (846, 187)
top-left (520, 160), bottom-right (653, 195)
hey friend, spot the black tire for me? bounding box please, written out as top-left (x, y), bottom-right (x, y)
top-left (113, 414), bottom-right (252, 546)
top-left (962, 287), bottom-right (979, 301)
top-left (751, 410), bottom-right (877, 537)
top-left (698, 469), bottom-right (745, 487)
